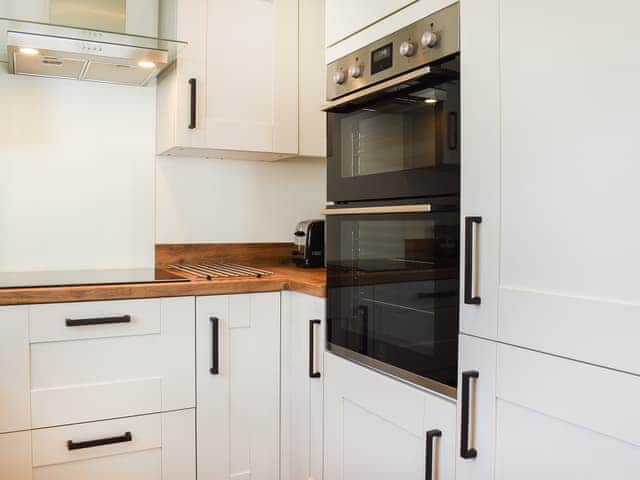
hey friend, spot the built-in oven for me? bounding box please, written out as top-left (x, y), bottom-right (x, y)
top-left (323, 3), bottom-right (460, 203)
top-left (324, 197), bottom-right (459, 398)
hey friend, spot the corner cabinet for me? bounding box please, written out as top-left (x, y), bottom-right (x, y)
top-left (324, 353), bottom-right (456, 480)
top-left (196, 292), bottom-right (281, 480)
top-left (157, 0), bottom-right (326, 161)
top-left (281, 291), bottom-right (325, 480)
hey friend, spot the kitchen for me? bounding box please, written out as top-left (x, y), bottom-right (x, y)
top-left (0, 0), bottom-right (638, 479)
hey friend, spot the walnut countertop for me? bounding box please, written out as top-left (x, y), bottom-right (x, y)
top-left (0, 264), bottom-right (326, 306)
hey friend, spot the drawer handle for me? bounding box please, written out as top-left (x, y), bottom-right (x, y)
top-left (65, 315), bottom-right (131, 327)
top-left (309, 319), bottom-right (321, 378)
top-left (460, 370), bottom-right (479, 459)
top-left (67, 431), bottom-right (132, 451)
top-left (425, 429), bottom-right (442, 480)
top-left (210, 316), bottom-right (220, 375)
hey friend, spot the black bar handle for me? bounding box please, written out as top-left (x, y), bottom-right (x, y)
top-left (447, 112), bottom-right (458, 150)
top-left (67, 431), bottom-right (132, 451)
top-left (460, 370), bottom-right (479, 459)
top-left (210, 316), bottom-right (219, 375)
top-left (188, 78), bottom-right (197, 129)
top-left (309, 319), bottom-right (321, 378)
top-left (464, 216), bottom-right (482, 305)
top-left (425, 429), bottom-right (442, 480)
top-left (66, 315), bottom-right (131, 327)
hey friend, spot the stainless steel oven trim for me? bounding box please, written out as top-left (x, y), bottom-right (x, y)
top-left (322, 204), bottom-right (431, 215)
top-left (327, 342), bottom-right (457, 399)
top-left (322, 65), bottom-right (431, 111)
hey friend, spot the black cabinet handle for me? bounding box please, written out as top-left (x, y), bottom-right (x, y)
top-left (210, 316), bottom-right (219, 375)
top-left (65, 315), bottom-right (131, 327)
top-left (425, 429), bottom-right (442, 480)
top-left (188, 78), bottom-right (197, 129)
top-left (309, 319), bottom-right (321, 378)
top-left (67, 431), bottom-right (132, 451)
top-left (460, 370), bottom-right (479, 459)
top-left (464, 216), bottom-right (482, 305)
top-left (447, 112), bottom-right (458, 150)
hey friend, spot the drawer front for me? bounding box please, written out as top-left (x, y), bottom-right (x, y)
top-left (32, 409), bottom-right (195, 480)
top-left (30, 299), bottom-right (161, 343)
top-left (29, 297), bottom-right (195, 428)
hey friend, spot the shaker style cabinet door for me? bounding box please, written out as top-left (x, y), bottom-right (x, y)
top-left (196, 293), bottom-right (281, 480)
top-left (281, 292), bottom-right (325, 480)
top-left (457, 334), bottom-right (640, 480)
top-left (324, 352), bottom-right (456, 480)
top-left (461, 0), bottom-right (640, 375)
top-left (0, 306), bottom-right (30, 434)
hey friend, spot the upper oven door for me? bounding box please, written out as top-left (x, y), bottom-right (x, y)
top-left (325, 58), bottom-right (460, 203)
top-left (324, 197), bottom-right (460, 397)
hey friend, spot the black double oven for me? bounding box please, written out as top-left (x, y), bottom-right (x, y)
top-left (323, 4), bottom-right (460, 398)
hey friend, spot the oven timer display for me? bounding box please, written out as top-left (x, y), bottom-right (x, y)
top-left (371, 43), bottom-right (393, 75)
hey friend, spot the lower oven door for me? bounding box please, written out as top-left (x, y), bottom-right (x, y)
top-left (325, 198), bottom-right (459, 398)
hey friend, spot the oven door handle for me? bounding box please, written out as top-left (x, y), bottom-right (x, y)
top-left (322, 204), bottom-right (431, 215)
top-left (322, 66), bottom-right (432, 111)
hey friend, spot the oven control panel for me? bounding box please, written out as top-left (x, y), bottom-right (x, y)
top-left (326, 2), bottom-right (459, 101)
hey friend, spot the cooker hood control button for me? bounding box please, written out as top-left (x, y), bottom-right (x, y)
top-left (399, 41), bottom-right (417, 57)
top-left (333, 69), bottom-right (347, 84)
top-left (348, 64), bottom-right (363, 78)
top-left (421, 31), bottom-right (439, 48)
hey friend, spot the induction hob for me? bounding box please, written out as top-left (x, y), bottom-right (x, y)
top-left (0, 268), bottom-right (189, 289)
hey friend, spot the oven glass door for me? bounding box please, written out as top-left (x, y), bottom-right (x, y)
top-left (326, 200), bottom-right (459, 396)
top-left (326, 58), bottom-right (460, 202)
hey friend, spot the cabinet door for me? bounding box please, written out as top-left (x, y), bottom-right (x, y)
top-left (197, 293), bottom-right (281, 480)
top-left (457, 334), bottom-right (640, 480)
top-left (325, 0), bottom-right (416, 46)
top-left (324, 352), bottom-right (455, 480)
top-left (281, 292), bottom-right (325, 480)
top-left (204, 0), bottom-right (298, 155)
top-left (461, 0), bottom-right (640, 375)
top-left (0, 306), bottom-right (30, 434)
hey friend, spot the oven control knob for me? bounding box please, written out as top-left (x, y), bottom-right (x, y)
top-left (421, 31), bottom-right (439, 48)
top-left (333, 69), bottom-right (347, 85)
top-left (399, 41), bottom-right (417, 57)
top-left (348, 64), bottom-right (363, 78)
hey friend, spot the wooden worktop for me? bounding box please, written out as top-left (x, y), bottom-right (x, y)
top-left (0, 243), bottom-right (326, 306)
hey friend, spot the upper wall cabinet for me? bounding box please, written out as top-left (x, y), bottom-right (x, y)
top-left (157, 0), bottom-right (326, 161)
top-left (460, 0), bottom-right (640, 375)
top-left (325, 0), bottom-right (416, 46)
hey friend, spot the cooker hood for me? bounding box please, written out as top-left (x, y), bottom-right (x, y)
top-left (1, 1), bottom-right (186, 86)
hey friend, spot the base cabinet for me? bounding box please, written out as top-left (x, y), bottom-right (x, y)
top-left (196, 292), bottom-right (281, 480)
top-left (457, 334), bottom-right (640, 480)
top-left (281, 292), bottom-right (325, 480)
top-left (324, 352), bottom-right (456, 480)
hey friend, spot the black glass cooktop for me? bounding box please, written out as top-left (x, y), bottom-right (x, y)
top-left (0, 268), bottom-right (189, 289)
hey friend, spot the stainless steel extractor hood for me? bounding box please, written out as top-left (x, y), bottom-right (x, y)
top-left (1, 0), bottom-right (186, 86)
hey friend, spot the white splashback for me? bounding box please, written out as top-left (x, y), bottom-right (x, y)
top-left (156, 155), bottom-right (326, 243)
top-left (0, 63), bottom-right (156, 272)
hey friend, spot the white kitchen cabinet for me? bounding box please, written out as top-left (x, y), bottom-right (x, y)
top-left (281, 292), bottom-right (325, 480)
top-left (457, 334), bottom-right (640, 480)
top-left (324, 352), bottom-right (456, 480)
top-left (325, 0), bottom-right (416, 46)
top-left (158, 0), bottom-right (325, 161)
top-left (460, 0), bottom-right (640, 374)
top-left (0, 430), bottom-right (32, 480)
top-left (196, 292), bottom-right (281, 480)
top-left (0, 306), bottom-right (30, 434)
top-left (27, 297), bottom-right (195, 428)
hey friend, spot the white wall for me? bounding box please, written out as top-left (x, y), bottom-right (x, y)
top-left (0, 64), bottom-right (156, 271)
top-left (156, 155), bottom-right (326, 243)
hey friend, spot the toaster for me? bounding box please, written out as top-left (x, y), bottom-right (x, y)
top-left (292, 219), bottom-right (325, 268)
